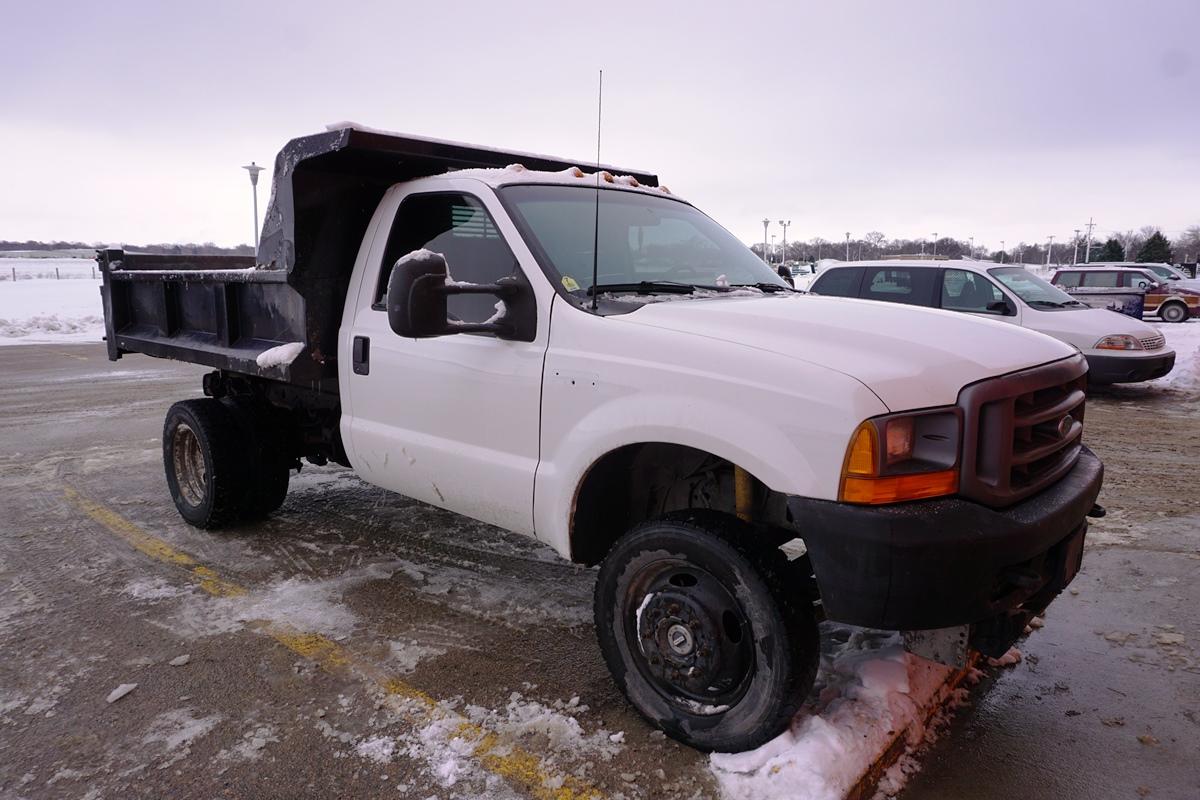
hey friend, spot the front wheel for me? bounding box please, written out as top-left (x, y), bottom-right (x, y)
top-left (594, 511), bottom-right (819, 752)
top-left (1159, 301), bottom-right (1188, 323)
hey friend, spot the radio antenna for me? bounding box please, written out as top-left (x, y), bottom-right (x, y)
top-left (590, 69), bottom-right (603, 311)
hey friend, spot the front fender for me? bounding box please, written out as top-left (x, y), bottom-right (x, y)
top-left (533, 304), bottom-right (888, 559)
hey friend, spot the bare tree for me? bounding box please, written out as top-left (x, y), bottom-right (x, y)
top-left (1173, 225), bottom-right (1200, 261)
top-left (864, 231), bottom-right (886, 258)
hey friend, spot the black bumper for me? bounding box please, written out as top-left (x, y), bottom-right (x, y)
top-left (1086, 351), bottom-right (1175, 384)
top-left (788, 446), bottom-right (1103, 632)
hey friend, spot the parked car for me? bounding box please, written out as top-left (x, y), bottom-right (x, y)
top-left (1081, 261), bottom-right (1200, 290)
top-left (96, 127), bottom-right (1103, 752)
top-left (809, 260), bottom-right (1176, 384)
top-left (1050, 266), bottom-right (1200, 323)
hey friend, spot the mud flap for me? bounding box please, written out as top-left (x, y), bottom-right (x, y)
top-left (903, 626), bottom-right (970, 668)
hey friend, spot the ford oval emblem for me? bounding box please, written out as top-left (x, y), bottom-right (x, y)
top-left (1057, 415), bottom-right (1074, 438)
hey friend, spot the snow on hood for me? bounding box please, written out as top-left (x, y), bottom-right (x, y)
top-left (614, 294), bottom-right (1078, 411)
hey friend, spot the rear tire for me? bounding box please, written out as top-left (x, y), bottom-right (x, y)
top-left (594, 510), bottom-right (819, 753)
top-left (224, 398), bottom-right (292, 520)
top-left (163, 399), bottom-right (247, 528)
top-left (1159, 301), bottom-right (1187, 323)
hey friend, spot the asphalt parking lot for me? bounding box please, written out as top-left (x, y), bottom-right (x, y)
top-left (1, 343), bottom-right (1197, 800)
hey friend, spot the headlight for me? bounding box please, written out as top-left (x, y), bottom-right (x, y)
top-left (1094, 335), bottom-right (1142, 351)
top-left (839, 409), bottom-right (961, 504)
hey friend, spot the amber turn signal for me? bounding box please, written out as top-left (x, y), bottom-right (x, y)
top-left (838, 418), bottom-right (959, 504)
top-left (840, 470), bottom-right (959, 504)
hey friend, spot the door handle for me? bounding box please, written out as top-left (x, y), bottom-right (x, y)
top-left (352, 336), bottom-right (370, 375)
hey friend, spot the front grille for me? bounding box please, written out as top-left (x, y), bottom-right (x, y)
top-left (1139, 333), bottom-right (1165, 351)
top-left (958, 355), bottom-right (1088, 507)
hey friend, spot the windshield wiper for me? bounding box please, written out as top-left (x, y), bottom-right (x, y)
top-left (1027, 299), bottom-right (1068, 308)
top-left (586, 281), bottom-right (695, 296)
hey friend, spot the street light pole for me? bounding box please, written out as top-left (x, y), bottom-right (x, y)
top-left (1046, 235), bottom-right (1055, 266)
top-left (1083, 217), bottom-right (1095, 263)
top-left (1072, 229), bottom-right (1080, 265)
top-left (999, 240), bottom-right (1006, 264)
top-left (771, 235), bottom-right (777, 264)
top-left (845, 232), bottom-right (851, 261)
top-left (242, 161), bottom-right (265, 253)
top-left (779, 220), bottom-right (791, 265)
top-left (762, 219), bottom-right (770, 264)
top-left (931, 232), bottom-right (938, 257)
top-left (969, 237), bottom-right (975, 259)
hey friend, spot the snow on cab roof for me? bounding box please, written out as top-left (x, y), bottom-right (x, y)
top-left (324, 121), bottom-right (674, 197)
top-left (445, 163), bottom-right (680, 199)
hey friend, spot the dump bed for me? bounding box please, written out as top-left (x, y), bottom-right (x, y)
top-left (99, 125), bottom-right (658, 390)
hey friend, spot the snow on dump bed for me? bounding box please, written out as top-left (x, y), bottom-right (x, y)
top-left (255, 342), bottom-right (305, 368)
top-left (710, 630), bottom-right (958, 800)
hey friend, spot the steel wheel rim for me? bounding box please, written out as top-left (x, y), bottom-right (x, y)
top-left (172, 423), bottom-right (207, 507)
top-left (624, 558), bottom-right (755, 715)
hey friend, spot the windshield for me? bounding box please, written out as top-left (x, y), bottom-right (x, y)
top-left (1146, 264), bottom-right (1178, 280)
top-left (500, 185), bottom-right (788, 296)
top-left (989, 267), bottom-right (1083, 309)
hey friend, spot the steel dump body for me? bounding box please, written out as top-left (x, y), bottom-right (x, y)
top-left (99, 126), bottom-right (658, 389)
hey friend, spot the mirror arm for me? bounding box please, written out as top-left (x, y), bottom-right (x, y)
top-left (446, 320), bottom-right (515, 336)
top-left (436, 277), bottom-right (521, 299)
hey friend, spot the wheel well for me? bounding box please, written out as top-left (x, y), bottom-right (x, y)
top-left (569, 442), bottom-right (793, 565)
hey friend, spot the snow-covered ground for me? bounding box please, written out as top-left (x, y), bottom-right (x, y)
top-left (0, 266), bottom-right (104, 345)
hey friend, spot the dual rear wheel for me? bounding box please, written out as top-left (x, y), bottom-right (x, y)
top-left (163, 398), bottom-right (291, 528)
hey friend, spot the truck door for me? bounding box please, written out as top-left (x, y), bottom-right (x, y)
top-left (342, 189), bottom-right (547, 537)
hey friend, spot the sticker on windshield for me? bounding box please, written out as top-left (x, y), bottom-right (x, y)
top-left (561, 275), bottom-right (581, 291)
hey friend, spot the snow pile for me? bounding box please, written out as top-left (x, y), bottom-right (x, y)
top-left (255, 341), bottom-right (305, 368)
top-left (710, 638), bottom-right (955, 800)
top-left (0, 277), bottom-right (104, 345)
top-left (1153, 320), bottom-right (1200, 393)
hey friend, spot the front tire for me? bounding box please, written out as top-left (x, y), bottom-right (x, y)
top-left (594, 511), bottom-right (819, 752)
top-left (1159, 301), bottom-right (1187, 323)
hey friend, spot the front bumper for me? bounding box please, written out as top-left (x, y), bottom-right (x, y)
top-left (1086, 351), bottom-right (1175, 384)
top-left (787, 446), bottom-right (1103, 633)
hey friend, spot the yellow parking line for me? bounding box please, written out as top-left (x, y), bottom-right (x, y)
top-left (63, 486), bottom-right (603, 800)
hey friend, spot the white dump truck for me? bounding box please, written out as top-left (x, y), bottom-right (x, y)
top-left (98, 124), bottom-right (1103, 752)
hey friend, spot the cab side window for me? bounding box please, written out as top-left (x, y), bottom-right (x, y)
top-left (375, 193), bottom-right (518, 323)
top-left (1126, 272), bottom-right (1156, 290)
top-left (810, 267), bottom-right (864, 297)
top-left (1082, 271), bottom-right (1119, 288)
top-left (861, 267), bottom-right (936, 306)
top-left (1054, 271), bottom-right (1081, 288)
top-left (941, 269), bottom-right (1007, 313)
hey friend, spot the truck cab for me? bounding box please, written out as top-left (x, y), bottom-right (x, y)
top-left (97, 125), bottom-right (1103, 753)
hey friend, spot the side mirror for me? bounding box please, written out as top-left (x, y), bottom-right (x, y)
top-left (386, 250), bottom-right (519, 339)
top-left (987, 300), bottom-right (1015, 316)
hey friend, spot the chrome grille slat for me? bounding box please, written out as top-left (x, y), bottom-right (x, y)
top-left (1139, 334), bottom-right (1165, 351)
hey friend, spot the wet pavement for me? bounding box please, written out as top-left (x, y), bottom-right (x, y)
top-left (1, 343), bottom-right (1197, 800)
top-left (907, 385), bottom-right (1200, 800)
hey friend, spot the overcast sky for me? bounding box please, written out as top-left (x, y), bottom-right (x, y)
top-left (3, 0), bottom-right (1197, 252)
